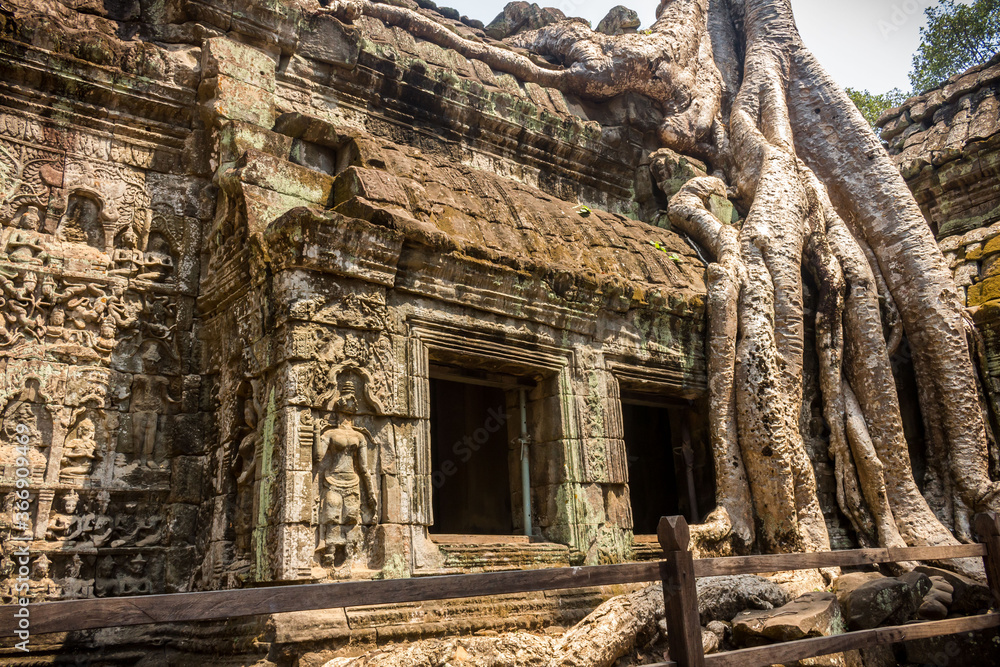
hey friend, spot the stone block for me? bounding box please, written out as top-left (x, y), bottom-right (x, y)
top-left (237, 149), bottom-right (335, 205)
top-left (279, 470), bottom-right (314, 524)
top-left (298, 14), bottom-right (360, 69)
top-left (969, 94), bottom-right (1000, 141)
top-left (169, 456), bottom-right (206, 504)
top-left (168, 413), bottom-right (208, 456)
top-left (380, 473), bottom-right (403, 523)
top-left (533, 393), bottom-right (573, 443)
top-left (967, 274), bottom-right (1000, 305)
top-left (164, 545), bottom-right (198, 593)
top-left (534, 482), bottom-right (576, 528)
top-left (939, 234), bottom-right (964, 252)
top-left (202, 37), bottom-right (276, 92)
top-left (399, 473), bottom-right (432, 525)
top-left (268, 608), bottom-right (351, 644)
top-left (954, 260), bottom-right (978, 287)
top-left (218, 120), bottom-right (293, 167)
top-left (982, 252), bottom-right (1000, 281)
top-left (236, 182), bottom-right (315, 234)
top-left (832, 571), bottom-right (928, 630)
top-left (166, 502), bottom-right (201, 546)
top-left (208, 495), bottom-right (232, 542)
top-left (697, 575), bottom-right (789, 625)
top-left (580, 438), bottom-right (611, 483)
top-left (529, 440), bottom-right (571, 486)
top-left (275, 111), bottom-right (361, 150)
top-left (604, 484), bottom-right (631, 527)
top-left (334, 166), bottom-right (411, 209)
top-left (63, 367), bottom-right (131, 409)
top-left (471, 59), bottom-right (498, 86)
top-left (733, 591), bottom-right (845, 644)
top-left (145, 171), bottom-right (217, 220)
top-left (274, 523), bottom-right (316, 581)
top-left (578, 483), bottom-right (607, 525)
top-left (649, 147), bottom-right (709, 200)
top-left (372, 523), bottom-right (411, 575)
top-left (546, 88), bottom-right (572, 115)
top-left (182, 128), bottom-right (213, 176)
top-left (231, 0), bottom-right (304, 49)
top-left (984, 233), bottom-right (1000, 257)
top-left (524, 82), bottom-right (554, 111)
top-left (201, 74), bottom-right (275, 127)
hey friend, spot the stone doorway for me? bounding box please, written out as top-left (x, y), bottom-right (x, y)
top-left (622, 400), bottom-right (680, 534)
top-left (621, 396), bottom-right (713, 534)
top-left (428, 377), bottom-right (514, 535)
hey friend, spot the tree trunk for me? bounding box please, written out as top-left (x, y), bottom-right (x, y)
top-left (322, 586), bottom-right (664, 667)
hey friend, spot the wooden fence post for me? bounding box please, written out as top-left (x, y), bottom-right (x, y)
top-left (658, 515), bottom-right (705, 667)
top-left (974, 511), bottom-right (1000, 608)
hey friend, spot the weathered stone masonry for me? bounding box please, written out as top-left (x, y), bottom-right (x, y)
top-left (0, 0), bottom-right (995, 662)
top-left (196, 26), bottom-right (713, 584)
top-left (0, 0), bottom-right (713, 614)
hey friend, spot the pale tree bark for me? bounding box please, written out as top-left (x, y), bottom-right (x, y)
top-left (322, 586), bottom-right (664, 667)
top-left (322, 0), bottom-right (998, 611)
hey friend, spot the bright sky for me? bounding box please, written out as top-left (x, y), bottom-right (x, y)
top-left (443, 0), bottom-right (953, 94)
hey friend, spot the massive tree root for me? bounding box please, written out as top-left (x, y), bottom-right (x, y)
top-left (323, 0), bottom-right (1000, 573)
top-left (323, 586), bottom-right (664, 667)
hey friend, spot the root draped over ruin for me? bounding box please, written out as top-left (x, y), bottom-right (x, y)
top-left (323, 0), bottom-right (999, 569)
top-left (322, 585), bottom-right (666, 667)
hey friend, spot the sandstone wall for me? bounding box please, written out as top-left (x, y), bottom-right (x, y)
top-left (879, 53), bottom-right (1000, 304)
top-left (0, 0), bottom-right (962, 661)
top-left (0, 0), bottom-right (713, 622)
top-left (878, 52), bottom-right (1000, 501)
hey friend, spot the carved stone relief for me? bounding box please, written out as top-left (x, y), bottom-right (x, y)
top-left (231, 380), bottom-right (262, 556)
top-left (311, 369), bottom-right (381, 571)
top-left (0, 120), bottom-right (201, 602)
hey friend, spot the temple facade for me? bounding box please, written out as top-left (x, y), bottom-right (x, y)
top-left (0, 0), bottom-right (720, 606)
top-left (0, 0), bottom-right (997, 662)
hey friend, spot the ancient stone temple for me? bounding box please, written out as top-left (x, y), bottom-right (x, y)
top-left (1, 0), bottom-right (998, 663)
top-left (0, 0), bottom-right (721, 612)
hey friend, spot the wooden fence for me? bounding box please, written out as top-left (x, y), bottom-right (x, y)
top-left (2, 512), bottom-right (998, 667)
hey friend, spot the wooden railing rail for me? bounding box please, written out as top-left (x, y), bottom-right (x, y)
top-left (653, 511), bottom-right (1000, 667)
top-left (0, 512), bottom-right (997, 667)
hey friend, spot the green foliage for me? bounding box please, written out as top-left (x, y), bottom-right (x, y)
top-left (845, 87), bottom-right (909, 135)
top-left (847, 0), bottom-right (999, 136)
top-left (649, 240), bottom-right (682, 263)
top-left (910, 0), bottom-right (1000, 93)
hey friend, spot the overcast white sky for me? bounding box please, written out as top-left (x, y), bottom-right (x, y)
top-left (445, 0), bottom-right (952, 93)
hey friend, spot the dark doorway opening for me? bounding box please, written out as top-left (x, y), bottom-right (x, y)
top-left (891, 338), bottom-right (929, 492)
top-left (429, 377), bottom-right (512, 535)
top-left (622, 402), bottom-right (680, 534)
top-left (620, 395), bottom-right (713, 534)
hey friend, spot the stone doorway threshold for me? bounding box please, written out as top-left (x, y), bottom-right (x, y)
top-left (421, 534), bottom-right (574, 574)
top-left (632, 534), bottom-right (666, 561)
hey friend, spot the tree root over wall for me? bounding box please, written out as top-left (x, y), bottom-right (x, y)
top-left (323, 586), bottom-right (665, 667)
top-left (322, 0), bottom-right (999, 575)
top-left (311, 0), bottom-right (1000, 659)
